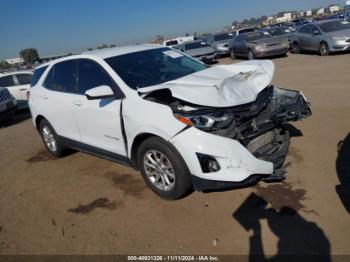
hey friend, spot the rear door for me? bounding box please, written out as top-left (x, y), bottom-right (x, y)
top-left (73, 59), bottom-right (126, 156)
top-left (38, 60), bottom-right (81, 141)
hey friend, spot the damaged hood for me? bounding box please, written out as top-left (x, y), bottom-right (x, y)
top-left (138, 60), bottom-right (275, 107)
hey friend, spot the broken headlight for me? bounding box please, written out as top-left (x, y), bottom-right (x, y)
top-left (175, 111), bottom-right (233, 131)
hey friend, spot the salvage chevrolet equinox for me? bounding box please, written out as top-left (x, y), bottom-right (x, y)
top-left (29, 45), bottom-right (311, 199)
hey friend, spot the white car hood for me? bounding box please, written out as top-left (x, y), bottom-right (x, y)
top-left (138, 60), bottom-right (275, 107)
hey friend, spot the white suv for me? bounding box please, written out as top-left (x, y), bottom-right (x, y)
top-left (0, 71), bottom-right (33, 109)
top-left (29, 45), bottom-right (311, 199)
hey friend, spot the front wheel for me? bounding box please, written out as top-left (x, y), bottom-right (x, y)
top-left (248, 49), bottom-right (255, 60)
top-left (319, 42), bottom-right (329, 56)
top-left (137, 137), bottom-right (192, 200)
top-left (292, 42), bottom-right (300, 54)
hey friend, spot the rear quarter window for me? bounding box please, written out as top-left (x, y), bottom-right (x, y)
top-left (31, 66), bottom-right (48, 87)
top-left (16, 74), bottom-right (33, 85)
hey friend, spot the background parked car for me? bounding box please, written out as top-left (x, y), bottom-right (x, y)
top-left (163, 36), bottom-right (196, 47)
top-left (0, 87), bottom-right (17, 122)
top-left (0, 71), bottom-right (33, 109)
top-left (263, 26), bottom-right (293, 49)
top-left (291, 19), bottom-right (350, 56)
top-left (175, 40), bottom-right (217, 63)
top-left (206, 32), bottom-right (235, 56)
top-left (229, 31), bottom-right (290, 60)
top-left (233, 27), bottom-right (257, 36)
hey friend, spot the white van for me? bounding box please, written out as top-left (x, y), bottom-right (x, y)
top-left (163, 36), bottom-right (196, 47)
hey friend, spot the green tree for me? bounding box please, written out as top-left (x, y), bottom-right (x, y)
top-left (19, 48), bottom-right (39, 64)
top-left (0, 61), bottom-right (11, 70)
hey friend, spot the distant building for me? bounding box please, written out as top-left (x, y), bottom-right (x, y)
top-left (316, 7), bottom-right (325, 16)
top-left (5, 57), bottom-right (24, 65)
top-left (328, 4), bottom-right (341, 13)
top-left (306, 10), bottom-right (313, 16)
top-left (344, 1), bottom-right (350, 13)
top-left (275, 11), bottom-right (293, 22)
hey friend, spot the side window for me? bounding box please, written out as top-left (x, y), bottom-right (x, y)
top-left (31, 66), bottom-right (48, 87)
top-left (43, 67), bottom-right (54, 90)
top-left (299, 25), bottom-right (309, 34)
top-left (52, 60), bottom-right (78, 93)
top-left (77, 59), bottom-right (117, 95)
top-left (309, 25), bottom-right (320, 35)
top-left (16, 74), bottom-right (33, 85)
top-left (0, 75), bottom-right (15, 87)
top-left (43, 60), bottom-right (78, 93)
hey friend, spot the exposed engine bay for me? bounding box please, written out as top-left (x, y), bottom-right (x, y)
top-left (143, 85), bottom-right (312, 181)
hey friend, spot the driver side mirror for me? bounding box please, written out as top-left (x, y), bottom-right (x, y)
top-left (313, 30), bottom-right (321, 36)
top-left (85, 85), bottom-right (116, 100)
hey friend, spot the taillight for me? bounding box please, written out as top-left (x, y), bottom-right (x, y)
top-left (26, 90), bottom-right (30, 100)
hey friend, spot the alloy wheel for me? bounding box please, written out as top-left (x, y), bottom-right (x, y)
top-left (143, 150), bottom-right (175, 192)
top-left (320, 43), bottom-right (329, 56)
top-left (42, 125), bottom-right (57, 153)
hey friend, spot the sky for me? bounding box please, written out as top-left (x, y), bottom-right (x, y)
top-left (0, 0), bottom-right (346, 60)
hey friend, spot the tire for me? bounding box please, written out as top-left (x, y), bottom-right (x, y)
top-left (39, 119), bottom-right (65, 157)
top-left (230, 49), bottom-right (236, 60)
top-left (248, 49), bottom-right (255, 60)
top-left (319, 42), bottom-right (329, 56)
top-left (292, 42), bottom-right (300, 54)
top-left (137, 137), bottom-right (192, 200)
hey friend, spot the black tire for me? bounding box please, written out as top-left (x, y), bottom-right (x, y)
top-left (230, 49), bottom-right (236, 60)
top-left (248, 49), bottom-right (255, 60)
top-left (137, 137), bottom-right (192, 200)
top-left (39, 119), bottom-right (65, 157)
top-left (319, 42), bottom-right (329, 56)
top-left (292, 42), bottom-right (300, 54)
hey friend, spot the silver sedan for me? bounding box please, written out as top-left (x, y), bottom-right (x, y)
top-left (291, 19), bottom-right (350, 56)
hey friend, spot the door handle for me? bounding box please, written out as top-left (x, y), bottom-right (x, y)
top-left (40, 95), bottom-right (48, 99)
top-left (19, 88), bottom-right (27, 91)
top-left (73, 101), bottom-right (82, 106)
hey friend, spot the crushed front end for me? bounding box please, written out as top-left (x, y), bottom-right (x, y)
top-left (168, 85), bottom-right (311, 190)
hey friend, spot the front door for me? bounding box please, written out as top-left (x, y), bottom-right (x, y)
top-left (72, 59), bottom-right (126, 156)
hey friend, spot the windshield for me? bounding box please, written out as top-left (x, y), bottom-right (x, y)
top-left (246, 32), bottom-right (272, 41)
top-left (214, 33), bottom-right (234, 41)
top-left (185, 41), bottom-right (209, 50)
top-left (319, 20), bottom-right (350, 32)
top-left (105, 47), bottom-right (207, 89)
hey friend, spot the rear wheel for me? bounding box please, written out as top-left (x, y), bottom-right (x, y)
top-left (230, 49), bottom-right (236, 60)
top-left (292, 42), bottom-right (300, 54)
top-left (39, 119), bottom-right (65, 157)
top-left (137, 137), bottom-right (192, 200)
top-left (248, 49), bottom-right (255, 60)
top-left (319, 42), bottom-right (329, 56)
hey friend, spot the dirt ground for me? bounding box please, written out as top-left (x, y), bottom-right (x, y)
top-left (0, 53), bottom-right (349, 257)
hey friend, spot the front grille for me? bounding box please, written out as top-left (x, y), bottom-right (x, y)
top-left (0, 88), bottom-right (12, 102)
